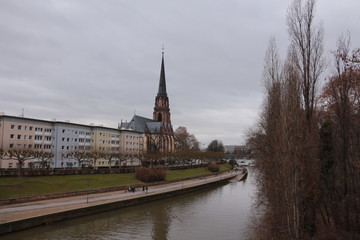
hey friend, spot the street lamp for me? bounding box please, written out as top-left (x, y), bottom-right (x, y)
top-left (182, 163), bottom-right (184, 188)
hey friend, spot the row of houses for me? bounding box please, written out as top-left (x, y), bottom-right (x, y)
top-left (0, 113), bottom-right (144, 169)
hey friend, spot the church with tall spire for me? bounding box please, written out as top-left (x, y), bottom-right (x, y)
top-left (120, 50), bottom-right (175, 153)
top-left (153, 51), bottom-right (171, 124)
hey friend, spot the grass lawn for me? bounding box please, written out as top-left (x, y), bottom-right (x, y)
top-left (0, 163), bottom-right (231, 200)
top-left (165, 168), bottom-right (210, 181)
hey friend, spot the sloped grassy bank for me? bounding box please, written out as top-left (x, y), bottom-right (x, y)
top-left (0, 164), bottom-right (231, 200)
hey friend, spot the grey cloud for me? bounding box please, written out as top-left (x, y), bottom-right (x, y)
top-left (0, 0), bottom-right (359, 146)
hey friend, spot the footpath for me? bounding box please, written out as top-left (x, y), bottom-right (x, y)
top-left (0, 171), bottom-right (244, 235)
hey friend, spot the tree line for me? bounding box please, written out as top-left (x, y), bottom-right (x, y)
top-left (248, 0), bottom-right (359, 239)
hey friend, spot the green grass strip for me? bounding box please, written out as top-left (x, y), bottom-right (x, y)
top-left (0, 163), bottom-right (231, 200)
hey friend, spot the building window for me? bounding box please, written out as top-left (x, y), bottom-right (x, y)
top-left (29, 136), bottom-right (33, 140)
top-left (18, 125), bottom-right (22, 130)
top-left (62, 129), bottom-right (65, 133)
top-left (9, 144), bottom-right (14, 148)
top-left (35, 135), bottom-right (43, 140)
top-left (35, 144), bottom-right (42, 149)
top-left (17, 135), bottom-right (21, 140)
top-left (29, 126), bottom-right (33, 131)
top-left (10, 125), bottom-right (15, 129)
top-left (10, 134), bottom-right (14, 139)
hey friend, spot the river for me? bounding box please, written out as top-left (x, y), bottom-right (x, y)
top-left (2, 160), bottom-right (256, 240)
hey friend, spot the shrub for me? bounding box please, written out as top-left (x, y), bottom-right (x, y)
top-left (208, 163), bottom-right (220, 172)
top-left (228, 159), bottom-right (238, 167)
top-left (135, 167), bottom-right (166, 182)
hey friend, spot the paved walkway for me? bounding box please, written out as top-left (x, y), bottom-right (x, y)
top-left (0, 171), bottom-right (240, 225)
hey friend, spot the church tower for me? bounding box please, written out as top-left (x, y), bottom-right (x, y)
top-left (122, 49), bottom-right (174, 153)
top-left (153, 51), bottom-right (171, 124)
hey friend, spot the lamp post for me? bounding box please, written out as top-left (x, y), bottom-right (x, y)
top-left (146, 167), bottom-right (148, 194)
top-left (182, 162), bottom-right (184, 188)
top-left (181, 166), bottom-right (184, 188)
top-left (86, 180), bottom-right (89, 203)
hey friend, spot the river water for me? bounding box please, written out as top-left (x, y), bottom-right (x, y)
top-left (2, 160), bottom-right (256, 240)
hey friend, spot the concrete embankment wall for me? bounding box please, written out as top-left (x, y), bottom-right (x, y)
top-left (0, 175), bottom-right (237, 236)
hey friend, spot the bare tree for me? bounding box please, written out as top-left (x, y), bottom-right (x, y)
top-left (250, 1), bottom-right (359, 239)
top-left (8, 149), bottom-right (35, 174)
top-left (174, 126), bottom-right (200, 151)
top-left (287, 0), bottom-right (325, 123)
top-left (102, 152), bottom-right (117, 168)
top-left (287, 0), bottom-right (325, 236)
top-left (34, 151), bottom-right (54, 169)
top-left (319, 34), bottom-right (360, 234)
top-left (68, 151), bottom-right (88, 169)
top-left (0, 148), bottom-right (5, 168)
top-left (113, 152), bottom-right (129, 168)
top-left (250, 31), bottom-right (319, 239)
top-left (87, 151), bottom-right (103, 169)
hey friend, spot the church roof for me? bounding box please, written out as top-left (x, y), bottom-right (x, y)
top-left (122, 115), bottom-right (161, 133)
top-left (157, 52), bottom-right (167, 97)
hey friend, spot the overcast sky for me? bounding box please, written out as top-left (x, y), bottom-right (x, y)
top-left (0, 0), bottom-right (359, 146)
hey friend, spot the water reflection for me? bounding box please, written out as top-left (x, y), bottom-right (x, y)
top-left (2, 166), bottom-right (256, 240)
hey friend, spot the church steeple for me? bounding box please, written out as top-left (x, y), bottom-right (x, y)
top-left (157, 51), bottom-right (167, 97)
top-left (154, 49), bottom-right (171, 124)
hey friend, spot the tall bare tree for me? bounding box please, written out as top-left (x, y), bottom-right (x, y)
top-left (319, 34), bottom-right (360, 234)
top-left (287, 0), bottom-right (325, 123)
top-left (250, 39), bottom-right (305, 240)
top-left (251, 6), bottom-right (324, 235)
top-left (287, 0), bottom-right (325, 235)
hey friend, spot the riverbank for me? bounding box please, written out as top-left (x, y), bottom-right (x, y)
top-left (0, 164), bottom-right (231, 201)
top-left (0, 171), bottom-right (245, 236)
